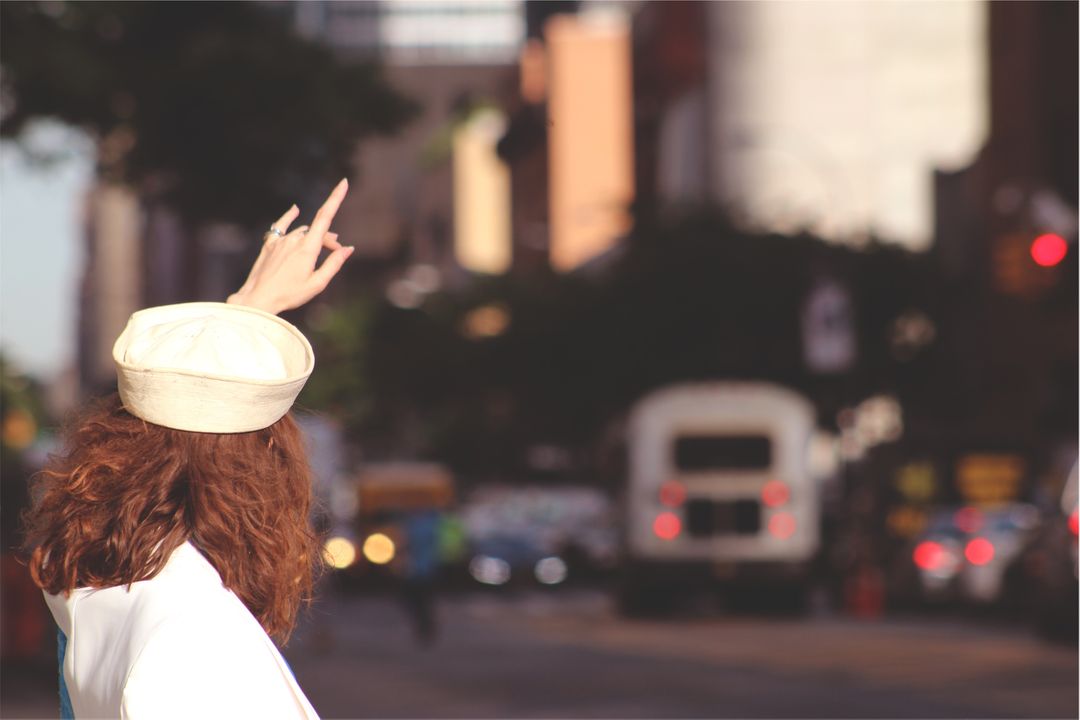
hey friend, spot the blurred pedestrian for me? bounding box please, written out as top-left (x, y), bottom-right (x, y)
top-left (21, 181), bottom-right (355, 718)
top-left (399, 508), bottom-right (442, 646)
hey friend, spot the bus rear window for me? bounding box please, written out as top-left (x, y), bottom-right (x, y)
top-left (673, 435), bottom-right (772, 470)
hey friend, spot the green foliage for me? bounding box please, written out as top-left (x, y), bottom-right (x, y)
top-left (0, 1), bottom-right (416, 226)
top-left (298, 293), bottom-right (378, 431)
top-left (0, 353), bottom-right (52, 535)
top-left (0, 353), bottom-right (51, 432)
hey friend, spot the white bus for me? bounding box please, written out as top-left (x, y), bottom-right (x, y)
top-left (619, 382), bottom-right (819, 613)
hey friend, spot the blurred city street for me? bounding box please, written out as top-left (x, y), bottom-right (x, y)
top-left (1, 1), bottom-right (1077, 718)
top-left (280, 590), bottom-right (1079, 719)
top-left (4, 586), bottom-right (1076, 719)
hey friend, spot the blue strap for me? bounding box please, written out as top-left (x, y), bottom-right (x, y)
top-left (57, 626), bottom-right (74, 719)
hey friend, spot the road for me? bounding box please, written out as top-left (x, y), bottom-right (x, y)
top-left (3, 589), bottom-right (1074, 719)
top-left (283, 589), bottom-right (1078, 719)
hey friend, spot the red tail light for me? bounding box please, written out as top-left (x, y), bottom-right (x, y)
top-left (659, 480), bottom-right (687, 508)
top-left (1030, 233), bottom-right (1068, 267)
top-left (965, 537), bottom-right (995, 565)
top-left (761, 480), bottom-right (790, 508)
top-left (768, 512), bottom-right (796, 540)
top-left (1068, 509), bottom-right (1077, 537)
top-left (913, 541), bottom-right (946, 570)
top-left (653, 512), bottom-right (681, 540)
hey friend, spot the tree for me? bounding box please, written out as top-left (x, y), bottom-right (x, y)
top-left (0, 1), bottom-right (416, 227)
top-left (358, 210), bottom-right (939, 481)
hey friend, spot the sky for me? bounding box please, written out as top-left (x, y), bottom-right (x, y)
top-left (0, 121), bottom-right (92, 381)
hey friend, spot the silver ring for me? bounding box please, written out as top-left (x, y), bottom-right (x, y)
top-left (267, 225), bottom-right (285, 238)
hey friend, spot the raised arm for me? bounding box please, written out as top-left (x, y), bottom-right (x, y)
top-left (227, 178), bottom-right (355, 315)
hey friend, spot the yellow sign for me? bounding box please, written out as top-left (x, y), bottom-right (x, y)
top-left (887, 506), bottom-right (928, 538)
top-left (895, 462), bottom-right (937, 502)
top-left (356, 464), bottom-right (454, 513)
top-left (955, 454), bottom-right (1025, 504)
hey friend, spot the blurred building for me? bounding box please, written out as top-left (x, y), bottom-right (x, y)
top-left (286, 0), bottom-right (525, 288)
top-left (76, 1), bottom-right (527, 389)
top-left (495, 35), bottom-right (551, 274)
top-left (292, 0), bottom-right (524, 66)
top-left (623, 0), bottom-right (1077, 495)
top-left (635, 0), bottom-right (986, 250)
top-left (293, 0), bottom-right (635, 277)
top-left (453, 109), bottom-right (513, 274)
top-left (496, 1), bottom-right (636, 273)
top-left (78, 183), bottom-right (253, 394)
top-left (78, 183), bottom-right (142, 394)
top-left (545, 10), bottom-right (634, 271)
top-left (928, 0), bottom-right (1077, 448)
top-left (934, 1), bottom-right (1077, 283)
top-left (499, 0), bottom-right (985, 270)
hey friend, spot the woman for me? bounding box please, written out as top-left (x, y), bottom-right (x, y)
top-left (22, 180), bottom-right (354, 719)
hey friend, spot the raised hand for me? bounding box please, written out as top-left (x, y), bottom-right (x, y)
top-left (227, 179), bottom-right (355, 315)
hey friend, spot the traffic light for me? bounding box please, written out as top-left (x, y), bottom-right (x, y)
top-left (992, 231), bottom-right (1071, 297)
top-left (1030, 233), bottom-right (1068, 267)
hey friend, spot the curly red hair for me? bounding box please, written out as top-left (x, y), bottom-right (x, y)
top-left (22, 394), bottom-right (320, 643)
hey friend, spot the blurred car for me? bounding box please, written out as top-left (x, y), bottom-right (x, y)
top-left (322, 463), bottom-right (456, 591)
top-left (1003, 462), bottom-right (1078, 640)
top-left (468, 534), bottom-right (569, 589)
top-left (899, 508), bottom-right (968, 605)
top-left (898, 503), bottom-right (1039, 607)
top-left (460, 484), bottom-right (617, 584)
top-left (957, 504), bottom-right (1040, 603)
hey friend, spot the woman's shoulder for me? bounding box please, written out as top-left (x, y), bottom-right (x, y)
top-left (121, 612), bottom-right (315, 719)
top-left (127, 543), bottom-right (271, 645)
top-left (119, 544), bottom-right (317, 718)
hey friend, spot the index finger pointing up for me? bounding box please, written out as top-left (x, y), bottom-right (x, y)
top-left (307, 178), bottom-right (349, 240)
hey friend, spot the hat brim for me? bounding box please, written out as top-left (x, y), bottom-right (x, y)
top-left (113, 303), bottom-right (314, 433)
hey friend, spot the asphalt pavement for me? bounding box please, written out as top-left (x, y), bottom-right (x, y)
top-left (283, 588), bottom-right (1079, 719)
top-left (3, 588), bottom-right (1075, 719)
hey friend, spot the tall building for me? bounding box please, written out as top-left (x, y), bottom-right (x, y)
top-left (453, 109), bottom-right (513, 274)
top-left (78, 183), bottom-right (143, 394)
top-left (636, 0), bottom-right (987, 251)
top-left (293, 0), bottom-right (524, 66)
top-left (287, 0), bottom-right (525, 284)
top-left (928, 0), bottom-right (1077, 444)
top-left (545, 10), bottom-right (635, 271)
top-left (497, 1), bottom-right (636, 273)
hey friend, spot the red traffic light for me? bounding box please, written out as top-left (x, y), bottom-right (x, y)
top-left (1030, 233), bottom-right (1068, 267)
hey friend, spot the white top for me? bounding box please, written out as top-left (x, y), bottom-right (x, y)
top-left (43, 542), bottom-right (319, 719)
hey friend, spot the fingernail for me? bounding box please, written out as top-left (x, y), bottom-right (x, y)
top-left (339, 177), bottom-right (349, 187)
top-left (291, 204), bottom-right (298, 212)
